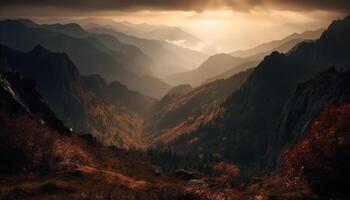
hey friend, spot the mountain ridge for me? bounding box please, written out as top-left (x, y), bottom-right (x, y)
top-left (0, 43), bottom-right (150, 148)
top-left (0, 19), bottom-right (171, 98)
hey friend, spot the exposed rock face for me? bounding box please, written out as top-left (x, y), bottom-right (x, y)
top-left (0, 71), bottom-right (68, 134)
top-left (266, 67), bottom-right (350, 168)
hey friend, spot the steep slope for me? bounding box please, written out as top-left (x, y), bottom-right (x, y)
top-left (201, 60), bottom-right (260, 85)
top-left (162, 15), bottom-right (350, 170)
top-left (0, 71), bottom-right (197, 200)
top-left (221, 34), bottom-right (323, 84)
top-left (81, 74), bottom-right (154, 116)
top-left (87, 25), bottom-right (208, 77)
top-left (164, 84), bottom-right (193, 97)
top-left (167, 53), bottom-right (252, 86)
top-left (231, 29), bottom-right (323, 58)
top-left (266, 67), bottom-right (350, 168)
top-left (145, 69), bottom-right (253, 146)
top-left (0, 71), bottom-right (69, 136)
top-left (40, 23), bottom-right (153, 75)
top-left (0, 44), bottom-right (150, 148)
top-left (283, 102), bottom-right (350, 199)
top-left (0, 19), bottom-right (170, 98)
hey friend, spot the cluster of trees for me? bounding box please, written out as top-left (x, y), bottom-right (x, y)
top-left (147, 148), bottom-right (213, 173)
top-left (147, 148), bottom-right (241, 186)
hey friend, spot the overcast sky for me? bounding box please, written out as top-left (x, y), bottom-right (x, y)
top-left (1, 0), bottom-right (348, 52)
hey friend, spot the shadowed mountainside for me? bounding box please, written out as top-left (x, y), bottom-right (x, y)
top-left (155, 15), bottom-right (350, 173)
top-left (0, 20), bottom-right (170, 98)
top-left (164, 84), bottom-right (193, 97)
top-left (0, 70), bottom-right (201, 200)
top-left (145, 69), bottom-right (253, 146)
top-left (282, 102), bottom-right (350, 199)
top-left (266, 67), bottom-right (350, 168)
top-left (0, 44), bottom-right (151, 148)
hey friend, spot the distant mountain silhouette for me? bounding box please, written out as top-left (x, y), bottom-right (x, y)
top-left (80, 18), bottom-right (203, 48)
top-left (196, 30), bottom-right (323, 86)
top-left (40, 22), bottom-right (153, 75)
top-left (0, 19), bottom-right (170, 98)
top-left (231, 28), bottom-right (323, 58)
top-left (201, 60), bottom-right (260, 85)
top-left (167, 53), bottom-right (253, 86)
top-left (0, 44), bottom-right (151, 148)
top-left (86, 25), bottom-right (208, 77)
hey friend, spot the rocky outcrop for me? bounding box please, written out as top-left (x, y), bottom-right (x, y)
top-left (266, 67), bottom-right (350, 168)
top-left (0, 71), bottom-right (69, 134)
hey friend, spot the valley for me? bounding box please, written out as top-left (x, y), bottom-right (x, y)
top-left (0, 6), bottom-right (349, 200)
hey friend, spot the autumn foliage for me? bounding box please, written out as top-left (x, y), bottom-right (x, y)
top-left (0, 112), bottom-right (99, 173)
top-left (283, 103), bottom-right (350, 197)
top-left (211, 162), bottom-right (240, 186)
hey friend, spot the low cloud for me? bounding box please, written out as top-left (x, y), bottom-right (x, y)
top-left (166, 39), bottom-right (221, 55)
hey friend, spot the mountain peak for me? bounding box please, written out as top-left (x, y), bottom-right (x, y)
top-left (15, 19), bottom-right (38, 27)
top-left (30, 45), bottom-right (51, 54)
top-left (62, 23), bottom-right (86, 32)
top-left (321, 14), bottom-right (350, 41)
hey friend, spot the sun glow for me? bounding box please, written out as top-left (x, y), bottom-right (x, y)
top-left (103, 9), bottom-right (336, 52)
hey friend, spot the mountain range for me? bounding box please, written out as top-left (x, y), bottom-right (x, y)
top-left (147, 15), bottom-right (350, 176)
top-left (75, 18), bottom-right (203, 46)
top-left (231, 28), bottom-right (323, 58)
top-left (0, 44), bottom-right (151, 148)
top-left (86, 24), bottom-right (208, 77)
top-left (0, 19), bottom-right (171, 98)
top-left (166, 53), bottom-right (252, 86)
top-left (0, 14), bottom-right (350, 200)
top-left (167, 29), bottom-right (323, 87)
top-left (0, 69), bottom-right (198, 199)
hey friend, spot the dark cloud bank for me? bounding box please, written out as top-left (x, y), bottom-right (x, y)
top-left (0, 0), bottom-right (350, 14)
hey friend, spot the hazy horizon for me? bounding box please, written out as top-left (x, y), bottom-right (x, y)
top-left (1, 1), bottom-right (350, 199)
top-left (0, 1), bottom-right (347, 53)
